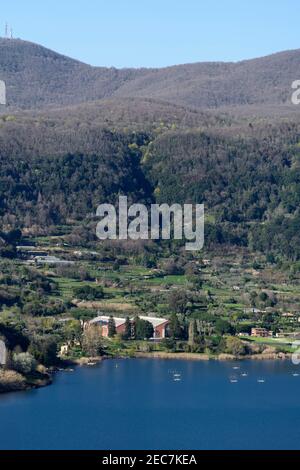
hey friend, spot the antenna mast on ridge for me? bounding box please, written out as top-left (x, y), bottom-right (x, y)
top-left (4, 23), bottom-right (13, 39)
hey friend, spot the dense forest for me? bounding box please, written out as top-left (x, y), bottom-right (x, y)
top-left (0, 114), bottom-right (299, 260)
top-left (0, 129), bottom-right (152, 225)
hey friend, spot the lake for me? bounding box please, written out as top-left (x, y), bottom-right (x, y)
top-left (0, 358), bottom-right (300, 450)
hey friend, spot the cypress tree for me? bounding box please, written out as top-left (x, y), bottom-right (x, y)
top-left (108, 316), bottom-right (117, 337)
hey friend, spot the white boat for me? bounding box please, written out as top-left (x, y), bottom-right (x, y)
top-left (257, 379), bottom-right (265, 383)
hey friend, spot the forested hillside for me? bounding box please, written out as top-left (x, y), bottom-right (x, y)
top-left (0, 109), bottom-right (299, 259)
top-left (0, 129), bottom-right (152, 227)
top-left (0, 38), bottom-right (300, 113)
top-left (0, 39), bottom-right (299, 260)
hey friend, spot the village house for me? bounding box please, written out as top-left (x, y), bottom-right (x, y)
top-left (281, 312), bottom-right (295, 319)
top-left (251, 328), bottom-right (272, 338)
top-left (59, 344), bottom-right (70, 356)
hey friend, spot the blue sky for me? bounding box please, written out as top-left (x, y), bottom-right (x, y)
top-left (1, 0), bottom-right (299, 68)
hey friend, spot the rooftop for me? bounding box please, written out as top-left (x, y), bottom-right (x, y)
top-left (90, 316), bottom-right (127, 328)
top-left (138, 316), bottom-right (169, 327)
top-left (35, 255), bottom-right (74, 265)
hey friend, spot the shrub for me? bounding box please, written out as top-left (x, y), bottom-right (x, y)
top-left (82, 325), bottom-right (103, 356)
top-left (225, 337), bottom-right (247, 356)
top-left (12, 352), bottom-right (37, 375)
top-left (73, 285), bottom-right (104, 301)
top-left (29, 337), bottom-right (59, 366)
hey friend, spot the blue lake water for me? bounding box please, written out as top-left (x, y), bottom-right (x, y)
top-left (0, 358), bottom-right (300, 450)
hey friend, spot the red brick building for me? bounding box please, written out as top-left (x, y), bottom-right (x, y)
top-left (138, 316), bottom-right (169, 339)
top-left (88, 315), bottom-right (169, 339)
top-left (89, 316), bottom-right (127, 337)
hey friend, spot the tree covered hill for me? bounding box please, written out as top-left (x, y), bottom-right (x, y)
top-left (0, 38), bottom-right (300, 113)
top-left (0, 98), bottom-right (226, 160)
top-left (0, 109), bottom-right (299, 259)
top-left (0, 39), bottom-right (300, 260)
top-left (0, 39), bottom-right (148, 109)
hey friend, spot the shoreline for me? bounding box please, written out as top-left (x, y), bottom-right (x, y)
top-left (0, 351), bottom-right (291, 395)
top-left (0, 369), bottom-right (52, 395)
top-left (133, 351), bottom-right (291, 361)
top-left (70, 350), bottom-right (292, 363)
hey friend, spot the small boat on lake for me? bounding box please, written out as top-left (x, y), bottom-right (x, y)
top-left (229, 375), bottom-right (238, 383)
top-left (173, 372), bottom-right (182, 382)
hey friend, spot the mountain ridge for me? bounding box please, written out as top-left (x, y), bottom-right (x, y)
top-left (0, 38), bottom-right (299, 113)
